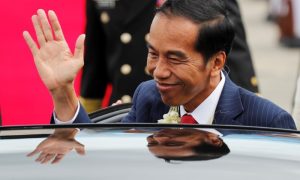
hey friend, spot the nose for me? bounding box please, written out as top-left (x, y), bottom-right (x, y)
top-left (152, 58), bottom-right (171, 80)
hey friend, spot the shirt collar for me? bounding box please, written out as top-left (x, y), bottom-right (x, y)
top-left (180, 71), bottom-right (226, 124)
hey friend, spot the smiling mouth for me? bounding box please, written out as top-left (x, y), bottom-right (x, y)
top-left (156, 82), bottom-right (180, 92)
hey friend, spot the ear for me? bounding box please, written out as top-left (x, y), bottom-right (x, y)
top-left (209, 51), bottom-right (226, 77)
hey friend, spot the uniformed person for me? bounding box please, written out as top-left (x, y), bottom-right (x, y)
top-left (225, 0), bottom-right (259, 93)
top-left (80, 0), bottom-right (259, 113)
top-left (80, 0), bottom-right (158, 112)
top-left (276, 0), bottom-right (300, 47)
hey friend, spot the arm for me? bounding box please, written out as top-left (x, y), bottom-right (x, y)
top-left (272, 111), bottom-right (296, 130)
top-left (121, 82), bottom-right (143, 123)
top-left (23, 9), bottom-right (84, 122)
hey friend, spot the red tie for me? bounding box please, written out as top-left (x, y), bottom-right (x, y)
top-left (181, 114), bottom-right (198, 124)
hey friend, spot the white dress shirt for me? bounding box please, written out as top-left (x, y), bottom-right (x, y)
top-left (53, 101), bottom-right (81, 124)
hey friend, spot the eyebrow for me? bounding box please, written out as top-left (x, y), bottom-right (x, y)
top-left (147, 42), bottom-right (188, 59)
top-left (146, 42), bottom-right (157, 51)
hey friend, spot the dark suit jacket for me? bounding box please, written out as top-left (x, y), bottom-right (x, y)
top-left (122, 75), bottom-right (296, 129)
top-left (69, 74), bottom-right (296, 129)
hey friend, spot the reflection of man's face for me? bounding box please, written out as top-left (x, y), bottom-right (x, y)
top-left (147, 129), bottom-right (222, 158)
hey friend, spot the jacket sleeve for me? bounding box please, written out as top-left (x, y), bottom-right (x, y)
top-left (271, 110), bottom-right (296, 130)
top-left (50, 103), bottom-right (91, 124)
top-left (121, 82), bottom-right (144, 123)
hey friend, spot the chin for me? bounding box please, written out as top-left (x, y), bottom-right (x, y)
top-left (160, 95), bottom-right (182, 106)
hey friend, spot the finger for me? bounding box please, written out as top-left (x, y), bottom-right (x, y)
top-left (32, 15), bottom-right (46, 46)
top-left (23, 31), bottom-right (39, 57)
top-left (48, 10), bottom-right (65, 41)
top-left (75, 146), bottom-right (85, 155)
top-left (26, 148), bottom-right (40, 157)
top-left (74, 34), bottom-right (85, 59)
top-left (41, 154), bottom-right (56, 164)
top-left (37, 9), bottom-right (54, 41)
top-left (35, 152), bottom-right (47, 162)
top-left (112, 100), bottom-right (122, 106)
top-left (51, 154), bottom-right (65, 164)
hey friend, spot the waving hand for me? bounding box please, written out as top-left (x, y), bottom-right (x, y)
top-left (23, 9), bottom-right (85, 121)
top-left (23, 9), bottom-right (85, 92)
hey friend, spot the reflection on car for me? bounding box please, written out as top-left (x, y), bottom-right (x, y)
top-left (28, 128), bottom-right (230, 164)
top-left (1, 105), bottom-right (300, 179)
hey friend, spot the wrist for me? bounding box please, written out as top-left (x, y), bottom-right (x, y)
top-left (52, 128), bottom-right (79, 139)
top-left (51, 84), bottom-right (79, 121)
top-left (50, 83), bottom-right (74, 97)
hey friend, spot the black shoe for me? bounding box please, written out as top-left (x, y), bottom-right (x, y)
top-left (280, 37), bottom-right (300, 48)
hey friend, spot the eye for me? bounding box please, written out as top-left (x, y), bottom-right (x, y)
top-left (169, 57), bottom-right (179, 61)
top-left (168, 57), bottom-right (184, 65)
top-left (148, 51), bottom-right (158, 59)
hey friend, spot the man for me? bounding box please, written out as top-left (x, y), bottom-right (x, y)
top-left (81, 0), bottom-right (258, 113)
top-left (275, 0), bottom-right (300, 47)
top-left (23, 0), bottom-right (296, 129)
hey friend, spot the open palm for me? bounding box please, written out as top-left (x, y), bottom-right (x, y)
top-left (23, 9), bottom-right (85, 91)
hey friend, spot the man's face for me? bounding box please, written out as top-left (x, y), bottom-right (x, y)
top-left (147, 14), bottom-right (217, 111)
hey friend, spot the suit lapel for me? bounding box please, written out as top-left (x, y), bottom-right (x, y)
top-left (213, 74), bottom-right (244, 125)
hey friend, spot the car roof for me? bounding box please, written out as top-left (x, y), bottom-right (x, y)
top-left (0, 124), bottom-right (300, 179)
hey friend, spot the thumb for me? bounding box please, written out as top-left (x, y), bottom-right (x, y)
top-left (74, 34), bottom-right (85, 59)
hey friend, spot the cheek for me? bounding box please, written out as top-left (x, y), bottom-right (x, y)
top-left (146, 59), bottom-right (155, 76)
top-left (179, 68), bottom-right (210, 94)
top-left (190, 72), bottom-right (209, 88)
top-left (179, 66), bottom-right (204, 84)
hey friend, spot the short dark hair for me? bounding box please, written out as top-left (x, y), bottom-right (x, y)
top-left (158, 138), bottom-right (230, 161)
top-left (156, 0), bottom-right (235, 62)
